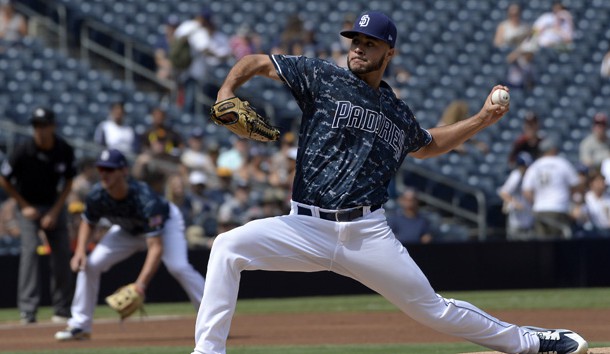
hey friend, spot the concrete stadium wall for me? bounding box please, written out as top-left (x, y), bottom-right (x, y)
top-left (1, 238), bottom-right (609, 308)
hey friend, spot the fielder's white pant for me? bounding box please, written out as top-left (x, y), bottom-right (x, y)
top-left (69, 204), bottom-right (205, 332)
top-left (192, 202), bottom-right (542, 354)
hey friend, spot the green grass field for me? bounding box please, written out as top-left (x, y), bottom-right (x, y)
top-left (2, 288), bottom-right (609, 353)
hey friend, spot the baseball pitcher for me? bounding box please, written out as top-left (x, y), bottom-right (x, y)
top-left (193, 11), bottom-right (587, 354)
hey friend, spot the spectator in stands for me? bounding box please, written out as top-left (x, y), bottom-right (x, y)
top-left (269, 132), bottom-right (297, 189)
top-left (185, 224), bottom-right (214, 250)
top-left (299, 21), bottom-right (321, 58)
top-left (268, 146), bottom-right (298, 203)
top-left (571, 172), bottom-right (610, 237)
top-left (284, 147), bottom-right (298, 200)
top-left (508, 111), bottom-right (543, 167)
top-left (505, 42), bottom-right (536, 92)
top-left (174, 10), bottom-right (211, 113)
top-left (216, 137), bottom-right (249, 173)
top-left (571, 163), bottom-right (591, 210)
top-left (579, 112), bottom-right (610, 169)
top-left (0, 107), bottom-right (75, 324)
top-left (237, 145), bottom-right (272, 190)
top-left (174, 8), bottom-right (231, 114)
top-left (131, 109), bottom-right (182, 191)
top-left (187, 170), bottom-right (219, 239)
top-left (602, 50), bottom-right (610, 78)
top-left (498, 152), bottom-right (535, 240)
top-left (93, 101), bottom-right (137, 154)
top-left (206, 167), bottom-right (234, 210)
top-left (165, 173), bottom-right (194, 228)
top-left (67, 158), bottom-right (97, 209)
top-left (229, 24), bottom-right (263, 61)
top-left (530, 2), bottom-right (574, 51)
top-left (154, 15), bottom-right (180, 82)
top-left (392, 65), bottom-right (412, 87)
top-left (0, 0), bottom-right (27, 42)
top-left (140, 106), bottom-right (183, 157)
top-left (522, 136), bottom-right (580, 239)
top-left (271, 14), bottom-right (318, 56)
top-left (330, 14), bottom-right (356, 67)
top-left (217, 180), bottom-right (251, 228)
top-left (387, 188), bottom-right (433, 244)
top-left (66, 157), bottom-right (98, 242)
top-left (132, 146), bottom-right (180, 195)
top-left (493, 3), bottom-right (531, 50)
top-left (246, 187), bottom-right (288, 221)
top-left (180, 127), bottom-right (217, 179)
top-left (0, 197), bottom-right (20, 239)
top-left (437, 100), bottom-right (489, 154)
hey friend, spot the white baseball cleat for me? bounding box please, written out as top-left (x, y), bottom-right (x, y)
top-left (54, 327), bottom-right (91, 341)
top-left (524, 326), bottom-right (588, 354)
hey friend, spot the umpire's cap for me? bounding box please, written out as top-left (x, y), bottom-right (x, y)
top-left (96, 149), bottom-right (128, 169)
top-left (340, 11), bottom-right (397, 48)
top-left (30, 107), bottom-right (55, 125)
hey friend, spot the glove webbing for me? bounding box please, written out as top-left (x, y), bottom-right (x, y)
top-left (249, 116), bottom-right (279, 140)
top-left (243, 101), bottom-right (279, 140)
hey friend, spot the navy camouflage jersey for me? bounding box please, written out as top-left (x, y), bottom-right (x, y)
top-left (83, 178), bottom-right (170, 237)
top-left (271, 54), bottom-right (432, 209)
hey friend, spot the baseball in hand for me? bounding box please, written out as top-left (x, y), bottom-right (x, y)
top-left (491, 89), bottom-right (510, 106)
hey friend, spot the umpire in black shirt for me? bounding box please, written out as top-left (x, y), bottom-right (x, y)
top-left (0, 107), bottom-right (76, 324)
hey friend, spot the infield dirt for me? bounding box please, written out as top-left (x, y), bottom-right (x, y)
top-left (0, 308), bottom-right (608, 352)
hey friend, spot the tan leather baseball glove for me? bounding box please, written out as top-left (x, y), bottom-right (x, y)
top-left (210, 97), bottom-right (280, 142)
top-left (105, 283), bottom-right (145, 320)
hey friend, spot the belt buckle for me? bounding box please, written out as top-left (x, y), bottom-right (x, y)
top-left (336, 208), bottom-right (360, 222)
top-left (333, 211), bottom-right (344, 222)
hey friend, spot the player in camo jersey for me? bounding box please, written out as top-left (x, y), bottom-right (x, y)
top-left (55, 149), bottom-right (205, 341)
top-left (191, 11), bottom-right (587, 354)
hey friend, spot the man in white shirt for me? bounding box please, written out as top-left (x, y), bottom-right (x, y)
top-left (522, 136), bottom-right (580, 239)
top-left (573, 173), bottom-right (610, 236)
top-left (93, 101), bottom-right (136, 154)
top-left (531, 3), bottom-right (574, 50)
top-left (579, 112), bottom-right (610, 169)
top-left (175, 9), bottom-right (231, 114)
top-left (498, 152), bottom-right (535, 240)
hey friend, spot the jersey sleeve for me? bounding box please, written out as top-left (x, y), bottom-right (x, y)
top-left (134, 180), bottom-right (171, 237)
top-left (270, 54), bottom-right (321, 106)
top-left (396, 98), bottom-right (432, 153)
top-left (141, 198), bottom-right (170, 237)
top-left (82, 190), bottom-right (102, 225)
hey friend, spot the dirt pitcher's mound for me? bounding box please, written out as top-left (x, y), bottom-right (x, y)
top-left (0, 308), bottom-right (608, 352)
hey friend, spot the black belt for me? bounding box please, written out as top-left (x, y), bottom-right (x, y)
top-left (297, 205), bottom-right (381, 222)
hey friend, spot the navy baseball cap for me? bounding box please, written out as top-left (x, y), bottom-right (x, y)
top-left (340, 11), bottom-right (397, 48)
top-left (30, 107), bottom-right (55, 125)
top-left (95, 149), bottom-right (128, 169)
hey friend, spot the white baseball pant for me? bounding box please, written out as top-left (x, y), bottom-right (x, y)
top-left (69, 203), bottom-right (205, 332)
top-left (192, 201), bottom-right (540, 354)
